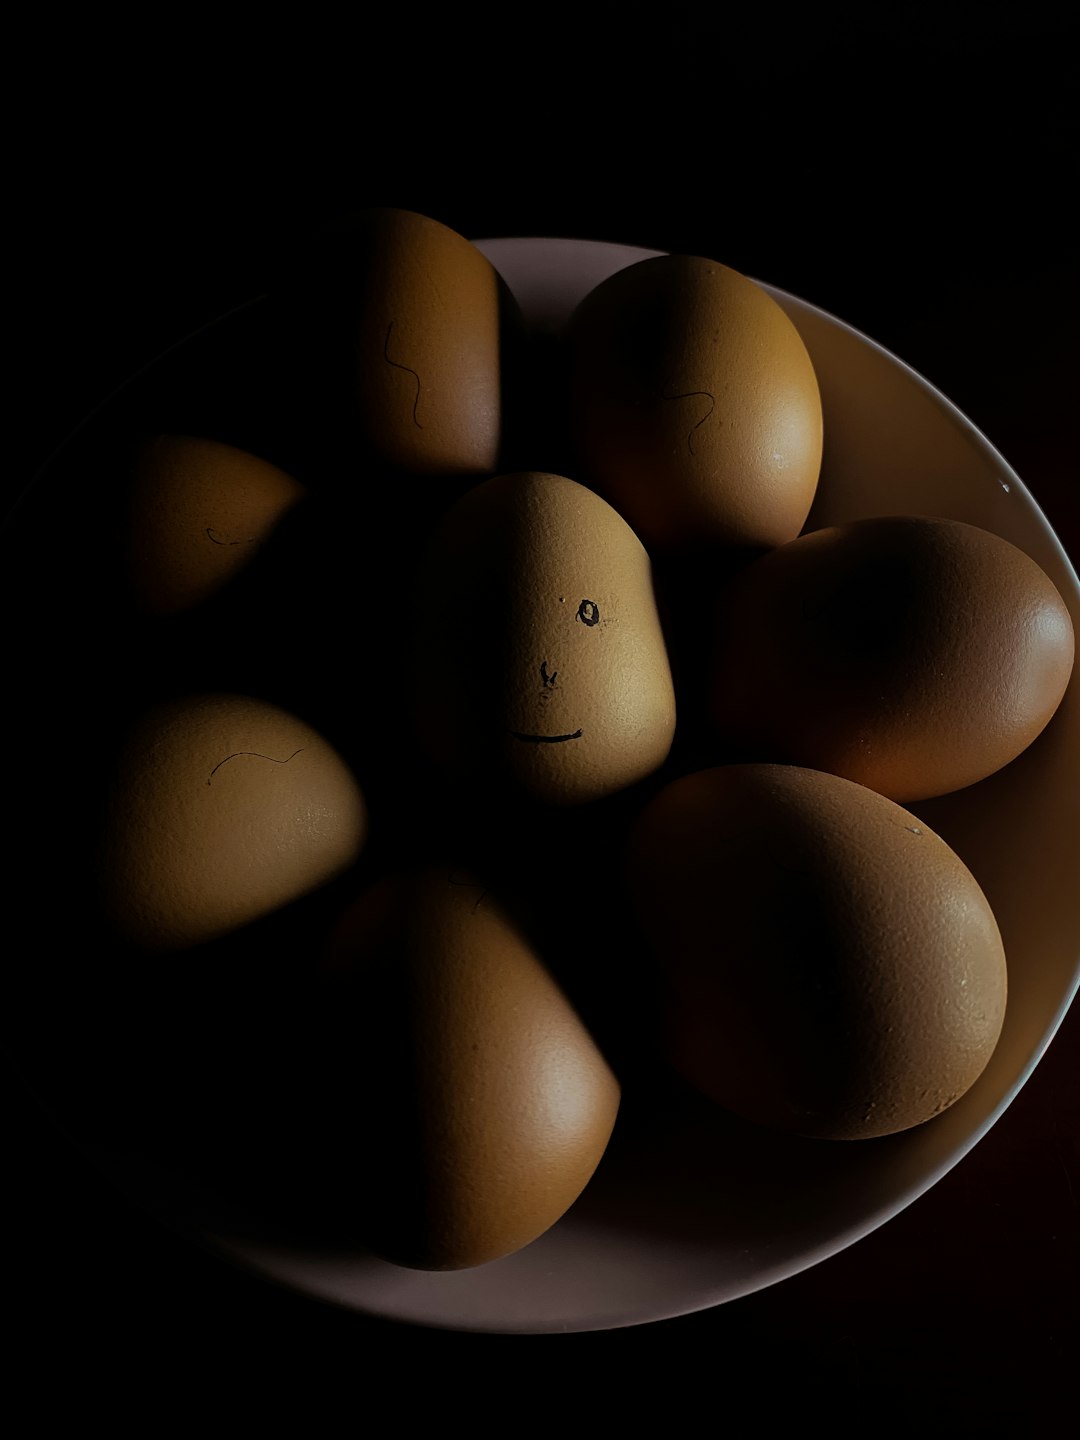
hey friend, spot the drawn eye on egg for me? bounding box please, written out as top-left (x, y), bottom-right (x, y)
top-left (576, 598), bottom-right (600, 626)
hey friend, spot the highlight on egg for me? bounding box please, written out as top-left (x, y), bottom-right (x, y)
top-left (624, 764), bottom-right (1008, 1140)
top-left (412, 471), bottom-right (677, 805)
top-left (98, 693), bottom-right (367, 950)
top-left (567, 253), bottom-right (823, 553)
top-left (322, 865), bottom-right (621, 1270)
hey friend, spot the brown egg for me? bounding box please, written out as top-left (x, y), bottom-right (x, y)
top-left (708, 515), bottom-right (1075, 802)
top-left (625, 765), bottom-right (1008, 1140)
top-left (323, 866), bottom-right (621, 1269)
top-left (99, 694), bottom-right (366, 950)
top-left (126, 435), bottom-right (306, 616)
top-left (412, 471), bottom-right (676, 805)
top-left (352, 207), bottom-right (507, 475)
top-left (567, 254), bottom-right (822, 552)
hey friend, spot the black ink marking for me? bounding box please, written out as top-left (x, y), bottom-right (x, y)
top-left (447, 872), bottom-right (487, 912)
top-left (540, 660), bottom-right (558, 688)
top-left (383, 321), bottom-right (423, 429)
top-left (662, 385), bottom-right (716, 455)
top-left (510, 729), bottom-right (583, 744)
top-left (207, 748), bottom-right (304, 785)
top-left (576, 599), bottom-right (600, 627)
top-left (206, 528), bottom-right (256, 546)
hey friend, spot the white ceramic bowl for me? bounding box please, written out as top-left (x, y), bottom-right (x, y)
top-left (12, 237), bottom-right (1080, 1334)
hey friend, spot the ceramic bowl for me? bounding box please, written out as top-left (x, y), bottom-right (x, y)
top-left (5, 236), bottom-right (1077, 1334)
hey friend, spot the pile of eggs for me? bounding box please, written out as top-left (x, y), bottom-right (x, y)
top-left (93, 208), bottom-right (1074, 1271)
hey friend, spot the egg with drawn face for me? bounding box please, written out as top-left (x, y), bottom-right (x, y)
top-left (413, 472), bottom-right (676, 804)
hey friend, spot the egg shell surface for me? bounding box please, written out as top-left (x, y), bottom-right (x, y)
top-left (126, 435), bottom-right (306, 616)
top-left (625, 764), bottom-right (1008, 1140)
top-left (567, 254), bottom-right (823, 552)
top-left (413, 471), bottom-right (677, 805)
top-left (352, 208), bottom-right (505, 476)
top-left (708, 515), bottom-right (1076, 802)
top-left (323, 866), bottom-right (621, 1270)
top-left (99, 694), bottom-right (367, 950)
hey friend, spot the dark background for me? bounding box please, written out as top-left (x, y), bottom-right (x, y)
top-left (6, 2), bottom-right (1077, 1420)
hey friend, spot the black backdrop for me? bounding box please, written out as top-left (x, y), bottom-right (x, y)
top-left (6, 3), bottom-right (1077, 1422)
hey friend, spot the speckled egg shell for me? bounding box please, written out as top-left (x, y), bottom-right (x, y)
top-left (99, 694), bottom-right (367, 950)
top-left (708, 515), bottom-right (1075, 802)
top-left (324, 866), bottom-right (621, 1269)
top-left (126, 435), bottom-right (306, 616)
top-left (567, 254), bottom-right (822, 552)
top-left (353, 208), bottom-right (506, 476)
top-left (625, 764), bottom-right (1008, 1140)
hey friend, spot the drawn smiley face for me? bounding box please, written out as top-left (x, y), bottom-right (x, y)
top-left (509, 598), bottom-right (604, 745)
